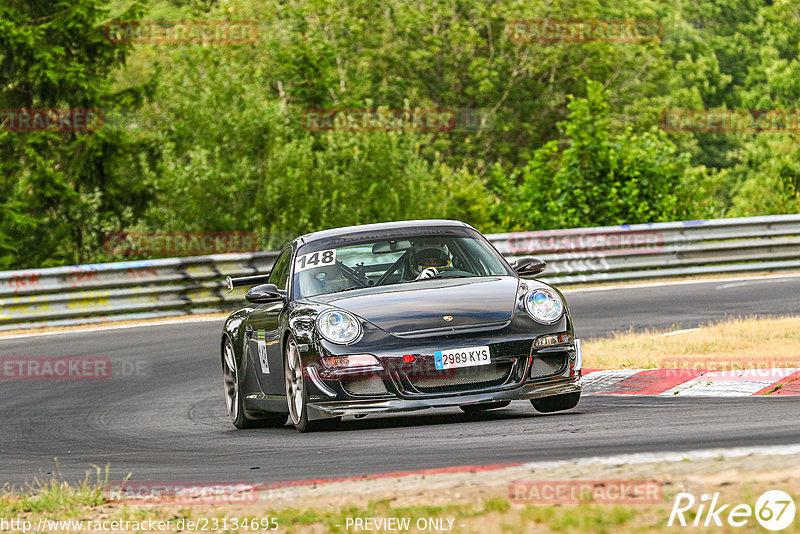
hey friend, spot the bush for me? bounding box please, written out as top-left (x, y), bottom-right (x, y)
top-left (501, 80), bottom-right (705, 230)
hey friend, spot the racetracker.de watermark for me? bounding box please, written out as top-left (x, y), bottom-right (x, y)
top-left (661, 109), bottom-right (800, 133)
top-left (103, 482), bottom-right (258, 505)
top-left (660, 359), bottom-right (800, 372)
top-left (509, 480), bottom-right (662, 504)
top-left (0, 516), bottom-right (279, 532)
top-left (103, 20), bottom-right (259, 44)
top-left (506, 19), bottom-right (662, 43)
top-left (104, 231), bottom-right (259, 257)
top-left (660, 360), bottom-right (800, 383)
top-left (0, 357), bottom-right (150, 380)
top-left (507, 228), bottom-right (664, 255)
top-left (0, 109), bottom-right (102, 132)
top-left (302, 108), bottom-right (496, 133)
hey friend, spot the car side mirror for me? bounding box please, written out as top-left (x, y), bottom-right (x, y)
top-left (245, 283), bottom-right (286, 303)
top-left (512, 256), bottom-right (547, 277)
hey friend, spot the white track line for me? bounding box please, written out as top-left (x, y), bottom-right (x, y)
top-left (562, 272), bottom-right (800, 293)
top-left (0, 316), bottom-right (225, 341)
top-left (659, 328), bottom-right (702, 337)
top-left (518, 443), bottom-right (800, 470)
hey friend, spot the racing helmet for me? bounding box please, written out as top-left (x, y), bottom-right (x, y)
top-left (409, 243), bottom-right (451, 275)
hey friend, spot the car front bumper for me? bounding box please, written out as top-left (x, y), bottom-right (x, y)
top-left (307, 374), bottom-right (582, 418)
top-left (304, 328), bottom-right (583, 420)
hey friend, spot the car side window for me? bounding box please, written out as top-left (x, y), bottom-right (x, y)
top-left (268, 247), bottom-right (293, 291)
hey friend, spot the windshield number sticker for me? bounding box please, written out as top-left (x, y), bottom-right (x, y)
top-left (295, 249), bottom-right (336, 272)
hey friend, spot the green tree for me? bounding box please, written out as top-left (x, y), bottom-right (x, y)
top-left (123, 40), bottom-right (496, 245)
top-left (502, 80), bottom-right (703, 230)
top-left (0, 0), bottom-right (146, 269)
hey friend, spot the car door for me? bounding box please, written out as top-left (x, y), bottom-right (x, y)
top-left (245, 246), bottom-right (293, 395)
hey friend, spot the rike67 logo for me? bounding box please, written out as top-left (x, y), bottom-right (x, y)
top-left (669, 490), bottom-right (796, 531)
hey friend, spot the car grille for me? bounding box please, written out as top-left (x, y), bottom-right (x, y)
top-left (408, 363), bottom-right (511, 392)
top-left (530, 353), bottom-right (568, 379)
top-left (341, 376), bottom-right (388, 396)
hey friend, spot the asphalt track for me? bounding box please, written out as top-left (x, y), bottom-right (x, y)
top-left (1, 274), bottom-right (799, 486)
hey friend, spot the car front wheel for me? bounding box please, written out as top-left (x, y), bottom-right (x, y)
top-left (223, 337), bottom-right (286, 429)
top-left (284, 337), bottom-right (329, 432)
top-left (530, 392), bottom-right (581, 413)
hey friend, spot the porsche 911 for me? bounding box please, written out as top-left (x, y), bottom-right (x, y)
top-left (221, 220), bottom-right (582, 432)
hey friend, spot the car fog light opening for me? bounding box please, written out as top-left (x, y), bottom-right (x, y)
top-left (534, 332), bottom-right (572, 347)
top-left (321, 354), bottom-right (381, 370)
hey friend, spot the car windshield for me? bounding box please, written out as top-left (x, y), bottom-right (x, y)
top-left (292, 231), bottom-right (512, 298)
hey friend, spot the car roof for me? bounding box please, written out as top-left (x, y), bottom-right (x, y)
top-left (296, 219), bottom-right (472, 245)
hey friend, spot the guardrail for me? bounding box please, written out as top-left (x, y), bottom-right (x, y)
top-left (1, 215), bottom-right (798, 331)
top-left (0, 253), bottom-right (278, 331)
top-left (492, 214), bottom-right (800, 284)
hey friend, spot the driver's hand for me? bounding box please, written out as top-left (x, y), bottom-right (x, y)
top-left (416, 267), bottom-right (439, 280)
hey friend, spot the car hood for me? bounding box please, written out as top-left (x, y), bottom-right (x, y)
top-left (308, 276), bottom-right (519, 335)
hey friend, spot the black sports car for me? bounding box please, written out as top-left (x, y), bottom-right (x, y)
top-left (221, 220), bottom-right (582, 432)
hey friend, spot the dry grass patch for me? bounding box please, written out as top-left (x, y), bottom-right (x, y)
top-left (584, 315), bottom-right (800, 370)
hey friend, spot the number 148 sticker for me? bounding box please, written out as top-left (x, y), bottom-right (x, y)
top-left (295, 249), bottom-right (336, 272)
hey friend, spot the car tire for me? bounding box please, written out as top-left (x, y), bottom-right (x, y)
top-left (530, 392), bottom-right (581, 413)
top-left (284, 336), bottom-right (331, 432)
top-left (223, 337), bottom-right (286, 429)
top-left (458, 401), bottom-right (511, 413)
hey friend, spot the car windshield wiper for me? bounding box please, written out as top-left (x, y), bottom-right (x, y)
top-left (396, 274), bottom-right (475, 285)
top-left (325, 285), bottom-right (368, 295)
top-left (325, 275), bottom-right (476, 294)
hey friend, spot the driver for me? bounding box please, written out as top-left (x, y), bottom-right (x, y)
top-left (409, 243), bottom-right (452, 279)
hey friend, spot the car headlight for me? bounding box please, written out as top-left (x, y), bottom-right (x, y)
top-left (524, 288), bottom-right (564, 324)
top-left (316, 309), bottom-right (362, 344)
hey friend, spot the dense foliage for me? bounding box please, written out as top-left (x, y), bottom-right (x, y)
top-left (1, 0), bottom-right (799, 268)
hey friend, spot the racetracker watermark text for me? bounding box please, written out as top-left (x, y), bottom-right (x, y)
top-left (509, 479), bottom-right (662, 504)
top-left (507, 228), bottom-right (664, 255)
top-left (661, 109), bottom-right (800, 133)
top-left (657, 360), bottom-right (800, 386)
top-left (103, 20), bottom-right (259, 44)
top-left (302, 108), bottom-right (495, 132)
top-left (0, 109), bottom-right (102, 132)
top-left (506, 19), bottom-right (662, 43)
top-left (0, 516), bottom-right (278, 532)
top-left (104, 231), bottom-right (258, 256)
top-left (0, 357), bottom-right (150, 380)
top-left (104, 482), bottom-right (258, 505)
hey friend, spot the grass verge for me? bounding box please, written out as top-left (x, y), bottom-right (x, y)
top-left (0, 464), bottom-right (107, 518)
top-left (3, 456), bottom-right (800, 533)
top-left (584, 315), bottom-right (800, 370)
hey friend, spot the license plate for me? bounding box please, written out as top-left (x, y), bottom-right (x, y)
top-left (434, 346), bottom-right (491, 370)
